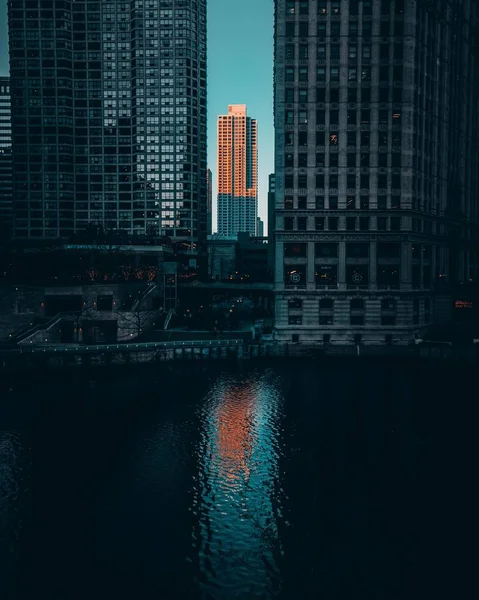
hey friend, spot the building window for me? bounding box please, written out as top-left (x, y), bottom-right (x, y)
top-left (284, 242), bottom-right (307, 258)
top-left (358, 197), bottom-right (369, 211)
top-left (299, 22), bottom-right (309, 37)
top-left (299, 1), bottom-right (309, 15)
top-left (285, 265), bottom-right (306, 287)
top-left (377, 243), bottom-right (400, 258)
top-left (378, 266), bottom-right (400, 288)
top-left (363, 1), bottom-right (373, 15)
top-left (289, 298), bottom-right (303, 310)
top-left (330, 88), bottom-right (340, 102)
top-left (285, 23), bottom-right (295, 37)
top-left (298, 174), bottom-right (307, 188)
top-left (285, 44), bottom-right (295, 59)
top-left (317, 44), bottom-right (326, 59)
top-left (330, 67), bottom-right (339, 81)
top-left (381, 298), bottom-right (397, 326)
top-left (315, 217), bottom-right (325, 230)
top-left (346, 243), bottom-right (369, 259)
top-left (424, 298), bottom-right (431, 323)
top-left (299, 67), bottom-right (308, 82)
top-left (377, 217), bottom-right (388, 231)
top-left (347, 265), bottom-right (369, 287)
top-left (297, 217), bottom-right (307, 231)
top-left (329, 196), bottom-right (338, 209)
top-left (317, 67), bottom-right (326, 81)
top-left (413, 298), bottom-right (420, 325)
top-left (331, 22), bottom-right (341, 37)
top-left (346, 217), bottom-right (356, 231)
top-left (299, 89), bottom-right (308, 103)
top-left (391, 217), bottom-right (401, 231)
top-left (298, 196), bottom-right (307, 209)
top-left (285, 89), bottom-right (295, 103)
top-left (284, 217), bottom-right (294, 231)
top-left (288, 315), bottom-right (303, 325)
top-left (328, 217), bottom-right (338, 231)
top-left (286, 1), bottom-right (296, 14)
top-left (319, 298), bottom-right (334, 324)
top-left (285, 67), bottom-right (295, 82)
top-left (316, 265), bottom-right (338, 287)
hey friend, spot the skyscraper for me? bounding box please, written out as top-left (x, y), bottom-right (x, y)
top-left (0, 77), bottom-right (12, 237)
top-left (8, 0), bottom-right (207, 257)
top-left (273, 0), bottom-right (479, 345)
top-left (257, 217), bottom-right (264, 237)
top-left (207, 167), bottom-right (213, 236)
top-left (217, 105), bottom-right (258, 237)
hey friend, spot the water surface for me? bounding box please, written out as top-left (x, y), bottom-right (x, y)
top-left (0, 360), bottom-right (475, 599)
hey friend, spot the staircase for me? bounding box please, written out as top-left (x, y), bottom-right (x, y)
top-left (163, 308), bottom-right (174, 330)
top-left (12, 313), bottom-right (69, 346)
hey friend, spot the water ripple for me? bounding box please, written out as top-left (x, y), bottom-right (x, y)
top-left (192, 370), bottom-right (285, 597)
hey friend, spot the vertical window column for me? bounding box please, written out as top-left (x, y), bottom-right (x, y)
top-left (275, 241), bottom-right (285, 285)
top-left (338, 241), bottom-right (346, 289)
top-left (369, 242), bottom-right (377, 288)
top-left (307, 241), bottom-right (315, 286)
top-left (401, 242), bottom-right (412, 289)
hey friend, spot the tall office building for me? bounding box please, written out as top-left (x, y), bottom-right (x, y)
top-left (257, 217), bottom-right (264, 237)
top-left (206, 167), bottom-right (213, 235)
top-left (217, 104), bottom-right (258, 237)
top-left (8, 0), bottom-right (207, 256)
top-left (273, 0), bottom-right (479, 344)
top-left (0, 77), bottom-right (12, 236)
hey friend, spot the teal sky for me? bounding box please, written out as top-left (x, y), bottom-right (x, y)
top-left (0, 0), bottom-right (274, 234)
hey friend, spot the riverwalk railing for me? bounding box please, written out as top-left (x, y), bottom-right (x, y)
top-left (0, 338), bottom-right (245, 372)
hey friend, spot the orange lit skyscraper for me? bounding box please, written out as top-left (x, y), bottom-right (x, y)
top-left (217, 105), bottom-right (258, 236)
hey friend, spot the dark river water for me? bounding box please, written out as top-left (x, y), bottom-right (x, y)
top-left (0, 359), bottom-right (476, 599)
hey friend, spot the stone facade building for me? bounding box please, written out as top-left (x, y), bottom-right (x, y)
top-left (273, 0), bottom-right (479, 344)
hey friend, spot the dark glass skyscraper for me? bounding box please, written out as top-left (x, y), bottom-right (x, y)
top-left (273, 0), bottom-right (479, 345)
top-left (8, 0), bottom-right (207, 257)
top-left (0, 77), bottom-right (12, 236)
